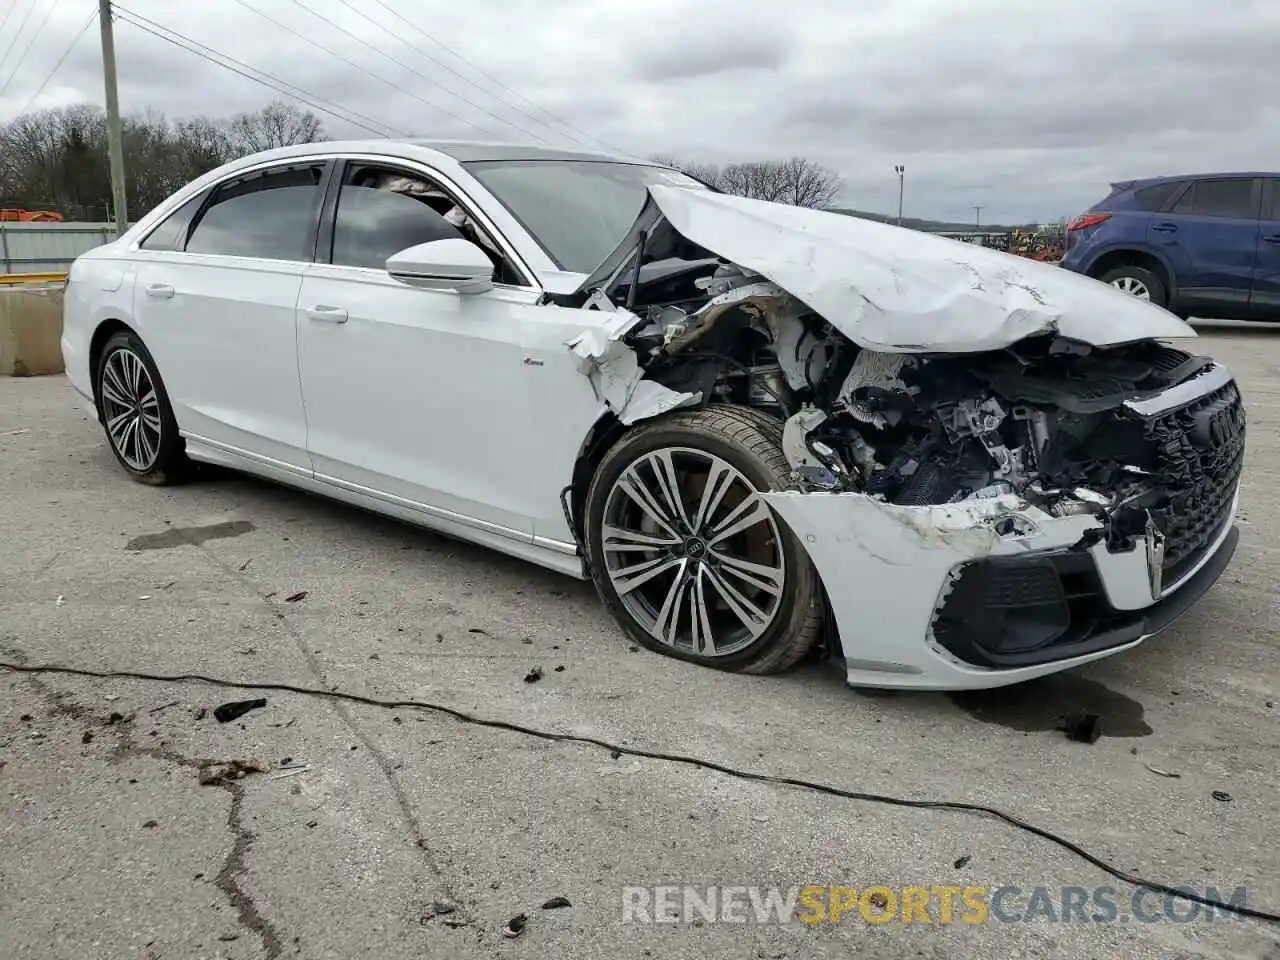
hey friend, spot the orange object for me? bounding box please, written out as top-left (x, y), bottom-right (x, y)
top-left (0, 209), bottom-right (64, 222)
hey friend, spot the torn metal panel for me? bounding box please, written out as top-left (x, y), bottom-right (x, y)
top-left (567, 321), bottom-right (699, 426)
top-left (645, 185), bottom-right (1197, 353)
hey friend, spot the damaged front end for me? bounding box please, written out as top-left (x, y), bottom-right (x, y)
top-left (561, 188), bottom-right (1245, 688)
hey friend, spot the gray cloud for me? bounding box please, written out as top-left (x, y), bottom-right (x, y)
top-left (1, 0), bottom-right (1278, 222)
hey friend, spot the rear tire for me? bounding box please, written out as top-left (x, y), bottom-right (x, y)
top-left (95, 330), bottom-right (190, 485)
top-left (584, 404), bottom-right (823, 674)
top-left (1099, 264), bottom-right (1167, 307)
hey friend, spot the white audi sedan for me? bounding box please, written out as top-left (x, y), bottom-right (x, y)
top-left (61, 139), bottom-right (1245, 690)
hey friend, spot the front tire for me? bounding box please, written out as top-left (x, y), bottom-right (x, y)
top-left (1100, 264), bottom-right (1167, 307)
top-left (584, 404), bottom-right (822, 674)
top-left (95, 330), bottom-right (190, 485)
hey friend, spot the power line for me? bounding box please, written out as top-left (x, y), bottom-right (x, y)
top-left (286, 0), bottom-right (547, 143)
top-left (0, 0), bottom-right (42, 79)
top-left (367, 0), bottom-right (624, 154)
top-left (0, 0), bottom-right (65, 99)
top-left (0, 1), bottom-right (24, 51)
top-left (13, 6), bottom-right (95, 117)
top-left (330, 0), bottom-right (589, 149)
top-left (228, 0), bottom-right (502, 141)
top-left (112, 7), bottom-right (404, 137)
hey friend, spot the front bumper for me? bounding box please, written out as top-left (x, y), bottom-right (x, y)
top-left (761, 485), bottom-right (1240, 692)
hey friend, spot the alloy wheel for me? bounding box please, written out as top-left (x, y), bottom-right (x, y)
top-left (1111, 276), bottom-right (1151, 300)
top-left (600, 447), bottom-right (786, 657)
top-left (100, 348), bottom-right (162, 472)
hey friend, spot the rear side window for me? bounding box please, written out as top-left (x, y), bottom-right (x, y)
top-left (186, 163), bottom-right (326, 260)
top-left (138, 191), bottom-right (207, 251)
top-left (1170, 179), bottom-right (1256, 219)
top-left (1133, 182), bottom-right (1182, 212)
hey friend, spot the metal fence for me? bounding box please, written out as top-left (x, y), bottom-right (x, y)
top-left (0, 222), bottom-right (120, 274)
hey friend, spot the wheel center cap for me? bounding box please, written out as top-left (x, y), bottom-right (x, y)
top-left (684, 537), bottom-right (706, 559)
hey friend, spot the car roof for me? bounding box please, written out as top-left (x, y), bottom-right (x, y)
top-left (1118, 172), bottom-right (1280, 189)
top-left (225, 137), bottom-right (652, 167)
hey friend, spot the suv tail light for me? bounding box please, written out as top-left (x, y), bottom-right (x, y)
top-left (1067, 212), bottom-right (1112, 232)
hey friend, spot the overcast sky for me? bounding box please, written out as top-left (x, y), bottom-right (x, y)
top-left (2, 0), bottom-right (1278, 223)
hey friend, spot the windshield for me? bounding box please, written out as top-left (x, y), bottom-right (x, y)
top-left (464, 159), bottom-right (707, 273)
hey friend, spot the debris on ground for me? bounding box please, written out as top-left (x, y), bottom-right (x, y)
top-left (142, 820), bottom-right (158, 829)
top-left (283, 591), bottom-right (308, 603)
top-left (1144, 763), bottom-right (1181, 779)
top-left (502, 914), bottom-right (527, 939)
top-left (81, 731), bottom-right (93, 744)
top-left (420, 901), bottom-right (456, 923)
top-left (524, 667), bottom-right (543, 684)
top-left (269, 766), bottom-right (310, 781)
top-left (238, 558), bottom-right (252, 571)
top-left (137, 595), bottom-right (151, 601)
top-left (105, 711), bottom-right (127, 725)
top-left (198, 759), bottom-right (267, 786)
top-left (468, 627), bottom-right (490, 636)
top-left (953, 855), bottom-right (972, 869)
top-left (213, 698), bottom-right (267, 723)
top-left (541, 897), bottom-right (572, 909)
top-left (55, 596), bottom-right (64, 607)
top-left (554, 665), bottom-right (565, 672)
top-left (1061, 712), bottom-right (1103, 743)
top-left (147, 701), bottom-right (180, 715)
top-left (1212, 790), bottom-right (1233, 802)
top-left (867, 892), bottom-right (889, 910)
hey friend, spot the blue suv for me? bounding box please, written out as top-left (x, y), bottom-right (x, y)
top-left (1062, 173), bottom-right (1280, 320)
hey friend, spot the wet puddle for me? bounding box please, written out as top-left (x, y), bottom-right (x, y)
top-left (949, 674), bottom-right (1151, 738)
top-left (126, 520), bottom-right (256, 551)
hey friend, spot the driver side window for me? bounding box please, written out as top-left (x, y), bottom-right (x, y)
top-left (329, 163), bottom-right (524, 285)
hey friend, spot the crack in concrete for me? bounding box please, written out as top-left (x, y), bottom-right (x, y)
top-left (181, 534), bottom-right (490, 947)
top-left (4, 643), bottom-right (285, 959)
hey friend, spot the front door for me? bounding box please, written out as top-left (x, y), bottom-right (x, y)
top-left (131, 160), bottom-right (329, 471)
top-left (296, 159), bottom-right (543, 539)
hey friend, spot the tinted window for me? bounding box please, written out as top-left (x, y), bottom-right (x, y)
top-left (331, 184), bottom-right (463, 269)
top-left (186, 164), bottom-right (325, 260)
top-left (1133, 182), bottom-right (1181, 211)
top-left (1170, 179), bottom-right (1255, 218)
top-left (466, 160), bottom-right (707, 273)
top-left (1266, 180), bottom-right (1280, 220)
top-left (139, 191), bottom-right (206, 251)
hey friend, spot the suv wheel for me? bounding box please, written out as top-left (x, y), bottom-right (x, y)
top-left (1099, 265), bottom-right (1167, 307)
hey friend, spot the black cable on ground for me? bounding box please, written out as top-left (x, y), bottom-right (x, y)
top-left (3, 659), bottom-right (1276, 924)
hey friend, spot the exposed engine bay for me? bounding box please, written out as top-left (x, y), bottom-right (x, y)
top-left (576, 235), bottom-right (1246, 583)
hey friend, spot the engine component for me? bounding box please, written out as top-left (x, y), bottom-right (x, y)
top-left (838, 351), bottom-right (917, 428)
top-left (782, 407), bottom-right (852, 491)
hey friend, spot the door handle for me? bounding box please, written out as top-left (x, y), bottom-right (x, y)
top-left (144, 283), bottom-right (174, 299)
top-left (1151, 222), bottom-right (1178, 233)
top-left (1263, 235), bottom-right (1280, 244)
top-left (305, 305), bottom-right (348, 323)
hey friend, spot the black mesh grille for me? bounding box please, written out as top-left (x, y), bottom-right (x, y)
top-left (1139, 379), bottom-right (1246, 582)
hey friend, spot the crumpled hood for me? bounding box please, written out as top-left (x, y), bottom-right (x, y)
top-left (642, 185), bottom-right (1196, 353)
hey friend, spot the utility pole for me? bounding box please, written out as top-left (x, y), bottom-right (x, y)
top-left (973, 205), bottom-right (983, 229)
top-left (98, 0), bottom-right (128, 236)
top-left (894, 165), bottom-right (905, 226)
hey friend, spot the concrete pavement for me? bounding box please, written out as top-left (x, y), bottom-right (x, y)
top-left (2, 327), bottom-right (1279, 959)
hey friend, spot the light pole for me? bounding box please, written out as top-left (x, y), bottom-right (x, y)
top-left (894, 165), bottom-right (905, 226)
top-left (973, 205), bottom-right (983, 229)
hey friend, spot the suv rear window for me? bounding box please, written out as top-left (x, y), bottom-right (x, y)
top-left (1133, 182), bottom-right (1182, 211)
top-left (1170, 179), bottom-right (1255, 219)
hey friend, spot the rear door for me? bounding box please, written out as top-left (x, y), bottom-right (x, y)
top-left (1251, 179), bottom-right (1280, 319)
top-left (1149, 177), bottom-right (1260, 316)
top-left (131, 160), bottom-right (329, 472)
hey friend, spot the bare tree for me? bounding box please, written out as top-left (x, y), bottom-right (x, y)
top-left (649, 154), bottom-right (842, 208)
top-left (225, 101), bottom-right (323, 153)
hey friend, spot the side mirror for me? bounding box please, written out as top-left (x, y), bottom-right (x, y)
top-left (386, 238), bottom-right (494, 295)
